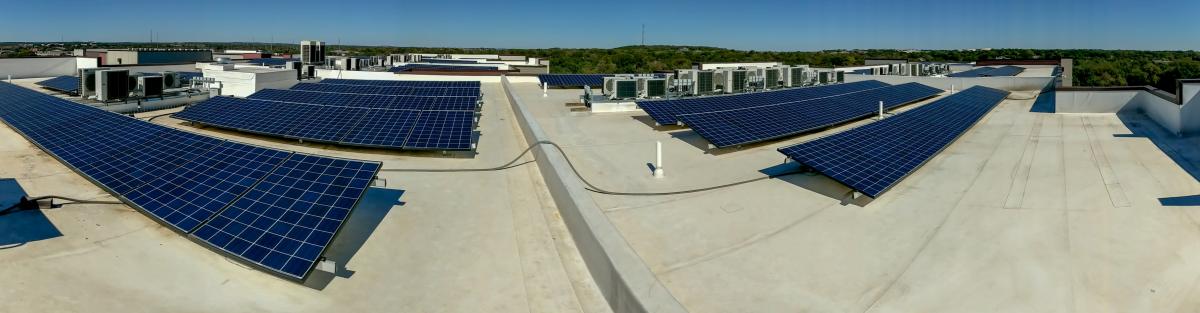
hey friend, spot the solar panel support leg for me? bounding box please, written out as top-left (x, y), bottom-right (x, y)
top-left (878, 101), bottom-right (884, 120)
top-left (542, 83), bottom-right (548, 97)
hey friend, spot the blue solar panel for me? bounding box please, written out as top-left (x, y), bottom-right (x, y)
top-left (191, 153), bottom-right (380, 279)
top-left (0, 81), bottom-right (384, 280)
top-left (638, 80), bottom-right (891, 126)
top-left (778, 86), bottom-right (1009, 198)
top-left (947, 66), bottom-right (1023, 78)
top-left (174, 96), bottom-right (477, 150)
top-left (35, 76), bottom-right (81, 93)
top-left (389, 64), bottom-right (498, 72)
top-left (402, 110), bottom-right (476, 150)
top-left (677, 82), bottom-right (943, 148)
top-left (317, 79), bottom-right (480, 88)
top-left (248, 89), bottom-right (477, 111)
top-left (126, 141), bottom-right (290, 232)
top-left (291, 83), bottom-right (481, 98)
top-left (537, 74), bottom-right (612, 87)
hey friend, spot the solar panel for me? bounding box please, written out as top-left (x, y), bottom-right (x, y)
top-left (538, 74), bottom-right (612, 87)
top-left (174, 96), bottom-right (477, 151)
top-left (778, 86), bottom-right (1009, 198)
top-left (35, 76), bottom-right (82, 93)
top-left (403, 110), bottom-right (476, 150)
top-left (191, 153), bottom-right (380, 279)
top-left (291, 83), bottom-right (481, 98)
top-left (638, 80), bottom-right (891, 126)
top-left (389, 64), bottom-right (498, 72)
top-left (248, 89), bottom-right (477, 111)
top-left (317, 79), bottom-right (480, 88)
top-left (948, 66), bottom-right (1023, 77)
top-left (0, 81), bottom-right (384, 280)
top-left (125, 141), bottom-right (289, 232)
top-left (677, 82), bottom-right (943, 148)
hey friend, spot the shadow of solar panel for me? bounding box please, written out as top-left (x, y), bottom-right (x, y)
top-left (678, 82), bottom-right (943, 148)
top-left (35, 76), bottom-right (81, 93)
top-left (191, 153), bottom-right (380, 279)
top-left (638, 80), bottom-right (891, 126)
top-left (778, 86), bottom-right (1010, 198)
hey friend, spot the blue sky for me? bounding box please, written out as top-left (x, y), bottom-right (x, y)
top-left (1, 0), bottom-right (1197, 51)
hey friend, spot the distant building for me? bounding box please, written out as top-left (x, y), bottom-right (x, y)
top-left (101, 48), bottom-right (212, 65)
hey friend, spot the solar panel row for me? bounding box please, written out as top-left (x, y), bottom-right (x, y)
top-left (35, 76), bottom-right (81, 93)
top-left (249, 89), bottom-right (478, 111)
top-left (173, 97), bottom-right (476, 150)
top-left (947, 66), bottom-right (1024, 77)
top-left (537, 74), bottom-right (612, 87)
top-left (778, 85), bottom-right (1010, 198)
top-left (389, 64), bottom-right (498, 72)
top-left (0, 81), bottom-right (382, 280)
top-left (638, 80), bottom-right (892, 126)
top-left (678, 82), bottom-right (943, 148)
top-left (292, 83), bottom-right (481, 98)
top-left (317, 78), bottom-right (480, 88)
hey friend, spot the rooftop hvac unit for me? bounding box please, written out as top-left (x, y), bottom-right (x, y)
top-left (717, 69), bottom-right (754, 93)
top-left (96, 69), bottom-right (130, 102)
top-left (640, 77), bottom-right (669, 99)
top-left (909, 64), bottom-right (919, 76)
top-left (695, 70), bottom-right (716, 95)
top-left (817, 71), bottom-right (832, 84)
top-left (835, 71), bottom-right (845, 83)
top-left (760, 68), bottom-right (783, 90)
top-left (285, 61), bottom-right (303, 79)
top-left (603, 77), bottom-right (639, 100)
top-left (138, 75), bottom-right (164, 98)
top-left (161, 71), bottom-right (181, 89)
top-left (78, 68), bottom-right (107, 99)
top-left (304, 65), bottom-right (316, 79)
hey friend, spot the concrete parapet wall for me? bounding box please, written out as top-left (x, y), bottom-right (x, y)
top-left (500, 75), bottom-right (688, 313)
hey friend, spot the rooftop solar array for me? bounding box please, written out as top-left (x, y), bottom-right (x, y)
top-left (638, 80), bottom-right (891, 126)
top-left (174, 79), bottom-right (481, 150)
top-left (0, 81), bottom-right (381, 280)
top-left (291, 82), bottom-right (481, 98)
top-left (947, 66), bottom-right (1024, 77)
top-left (318, 78), bottom-right (479, 88)
top-left (778, 86), bottom-right (1009, 198)
top-left (538, 74), bottom-right (612, 87)
top-left (389, 64), bottom-right (498, 72)
top-left (35, 76), bottom-right (81, 93)
top-left (678, 82), bottom-right (943, 148)
top-left (178, 71), bottom-right (203, 82)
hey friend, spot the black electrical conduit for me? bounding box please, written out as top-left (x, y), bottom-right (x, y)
top-left (380, 140), bottom-right (807, 196)
top-left (0, 195), bottom-right (123, 216)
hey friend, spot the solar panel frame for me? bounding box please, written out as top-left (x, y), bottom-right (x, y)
top-left (291, 83), bottom-right (482, 98)
top-left (190, 153), bottom-right (381, 279)
top-left (35, 76), bottom-right (82, 93)
top-left (778, 86), bottom-right (1010, 198)
top-left (0, 81), bottom-right (387, 281)
top-left (637, 80), bottom-right (892, 126)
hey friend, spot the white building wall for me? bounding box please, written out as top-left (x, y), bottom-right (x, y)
top-left (315, 69), bottom-right (499, 83)
top-left (0, 58), bottom-right (81, 79)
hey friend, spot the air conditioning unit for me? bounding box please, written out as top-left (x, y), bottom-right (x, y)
top-left (603, 77), bottom-right (639, 100)
top-left (285, 61), bottom-right (303, 79)
top-left (138, 75), bottom-right (164, 98)
top-left (716, 68), bottom-right (754, 93)
top-left (78, 68), bottom-right (107, 99)
top-left (304, 65), bottom-right (316, 79)
top-left (817, 71), bottom-right (832, 85)
top-left (640, 77), bottom-right (669, 99)
top-left (160, 71), bottom-right (181, 89)
top-left (96, 69), bottom-right (129, 102)
top-left (759, 67), bottom-right (784, 90)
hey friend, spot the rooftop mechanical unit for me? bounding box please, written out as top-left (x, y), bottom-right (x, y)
top-left (603, 77), bottom-right (639, 100)
top-left (160, 71), bottom-right (182, 89)
top-left (715, 68), bottom-right (758, 94)
top-left (640, 77), bottom-right (670, 99)
top-left (96, 69), bottom-right (130, 102)
top-left (786, 66), bottom-right (815, 87)
top-left (78, 68), bottom-right (107, 99)
top-left (138, 75), bottom-right (164, 98)
top-left (759, 67), bottom-right (784, 90)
